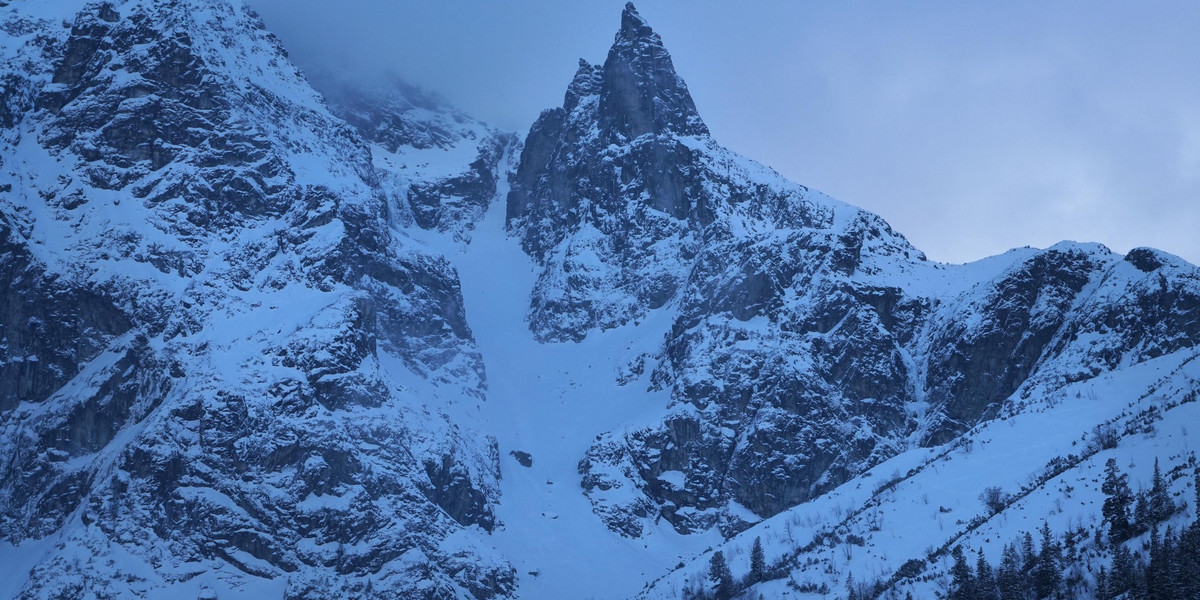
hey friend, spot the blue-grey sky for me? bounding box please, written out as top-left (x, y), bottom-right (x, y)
top-left (250, 0), bottom-right (1200, 266)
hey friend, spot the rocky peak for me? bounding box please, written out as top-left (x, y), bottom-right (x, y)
top-left (0, 1), bottom-right (513, 597)
top-left (599, 3), bottom-right (708, 140)
top-left (1124, 246), bottom-right (1168, 273)
top-left (508, 2), bottom-right (860, 342)
top-left (563, 58), bottom-right (603, 113)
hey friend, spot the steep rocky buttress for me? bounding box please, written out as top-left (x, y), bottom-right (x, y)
top-left (0, 1), bottom-right (514, 598)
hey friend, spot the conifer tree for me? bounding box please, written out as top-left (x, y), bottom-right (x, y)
top-left (1194, 470), bottom-right (1200, 515)
top-left (975, 549), bottom-right (998, 600)
top-left (1110, 543), bottom-right (1136, 598)
top-left (708, 550), bottom-right (734, 600)
top-left (1033, 522), bottom-right (1060, 599)
top-left (1146, 525), bottom-right (1162, 600)
top-left (1102, 458), bottom-right (1134, 542)
top-left (1182, 473), bottom-right (1200, 598)
top-left (1021, 531), bottom-right (1037, 573)
top-left (1094, 565), bottom-right (1109, 600)
top-left (749, 536), bottom-right (766, 584)
top-left (1158, 526), bottom-right (1180, 600)
top-left (1180, 506), bottom-right (1200, 600)
top-left (1148, 458), bottom-right (1173, 523)
top-left (1135, 489), bottom-right (1151, 533)
top-left (950, 545), bottom-right (974, 600)
top-left (998, 543), bottom-right (1024, 600)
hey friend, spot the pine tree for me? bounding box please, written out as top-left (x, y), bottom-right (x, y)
top-left (1021, 531), bottom-right (1037, 573)
top-left (708, 550), bottom-right (734, 600)
top-left (1135, 489), bottom-right (1150, 533)
top-left (950, 545), bottom-right (975, 600)
top-left (1179, 509), bottom-right (1200, 600)
top-left (1180, 473), bottom-right (1200, 598)
top-left (748, 536), bottom-right (766, 584)
top-left (1102, 458), bottom-right (1134, 542)
top-left (1146, 525), bottom-right (1162, 600)
top-left (1195, 470), bottom-right (1200, 516)
top-left (1110, 543), bottom-right (1136, 598)
top-left (1159, 527), bottom-right (1181, 600)
top-left (975, 549), bottom-right (998, 600)
top-left (1148, 458), bottom-right (1173, 523)
top-left (1129, 565), bottom-right (1149, 600)
top-left (1094, 565), bottom-right (1109, 600)
top-left (998, 543), bottom-right (1024, 600)
top-left (1033, 522), bottom-right (1061, 600)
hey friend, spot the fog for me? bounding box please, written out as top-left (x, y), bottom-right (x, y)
top-left (249, 0), bottom-right (1200, 265)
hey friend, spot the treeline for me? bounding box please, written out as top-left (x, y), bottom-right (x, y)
top-left (685, 461), bottom-right (1198, 600)
top-left (685, 536), bottom-right (768, 600)
top-left (1094, 522), bottom-right (1200, 599)
top-left (944, 464), bottom-right (1199, 600)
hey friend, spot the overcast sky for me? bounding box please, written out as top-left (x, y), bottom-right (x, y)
top-left (249, 0), bottom-right (1200, 266)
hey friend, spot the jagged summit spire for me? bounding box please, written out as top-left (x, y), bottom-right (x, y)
top-left (509, 3), bottom-right (714, 250)
top-left (564, 58), bottom-right (603, 112)
top-left (599, 2), bottom-right (708, 139)
top-left (618, 3), bottom-right (658, 45)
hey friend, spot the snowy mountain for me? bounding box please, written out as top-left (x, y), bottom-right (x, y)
top-left (511, 3), bottom-right (1200, 544)
top-left (0, 1), bottom-right (513, 597)
top-left (1, 2), bottom-right (1198, 600)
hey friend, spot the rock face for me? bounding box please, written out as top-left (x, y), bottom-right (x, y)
top-left (0, 1), bottom-right (513, 598)
top-left (507, 4), bottom-right (722, 341)
top-left (0, 218), bottom-right (132, 413)
top-left (511, 4), bottom-right (1200, 538)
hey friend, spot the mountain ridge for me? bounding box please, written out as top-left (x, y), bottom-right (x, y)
top-left (1, 2), bottom-right (1198, 599)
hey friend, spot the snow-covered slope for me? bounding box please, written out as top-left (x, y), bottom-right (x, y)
top-left (638, 345), bottom-right (1200, 599)
top-left (1, 2), bottom-right (1198, 600)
